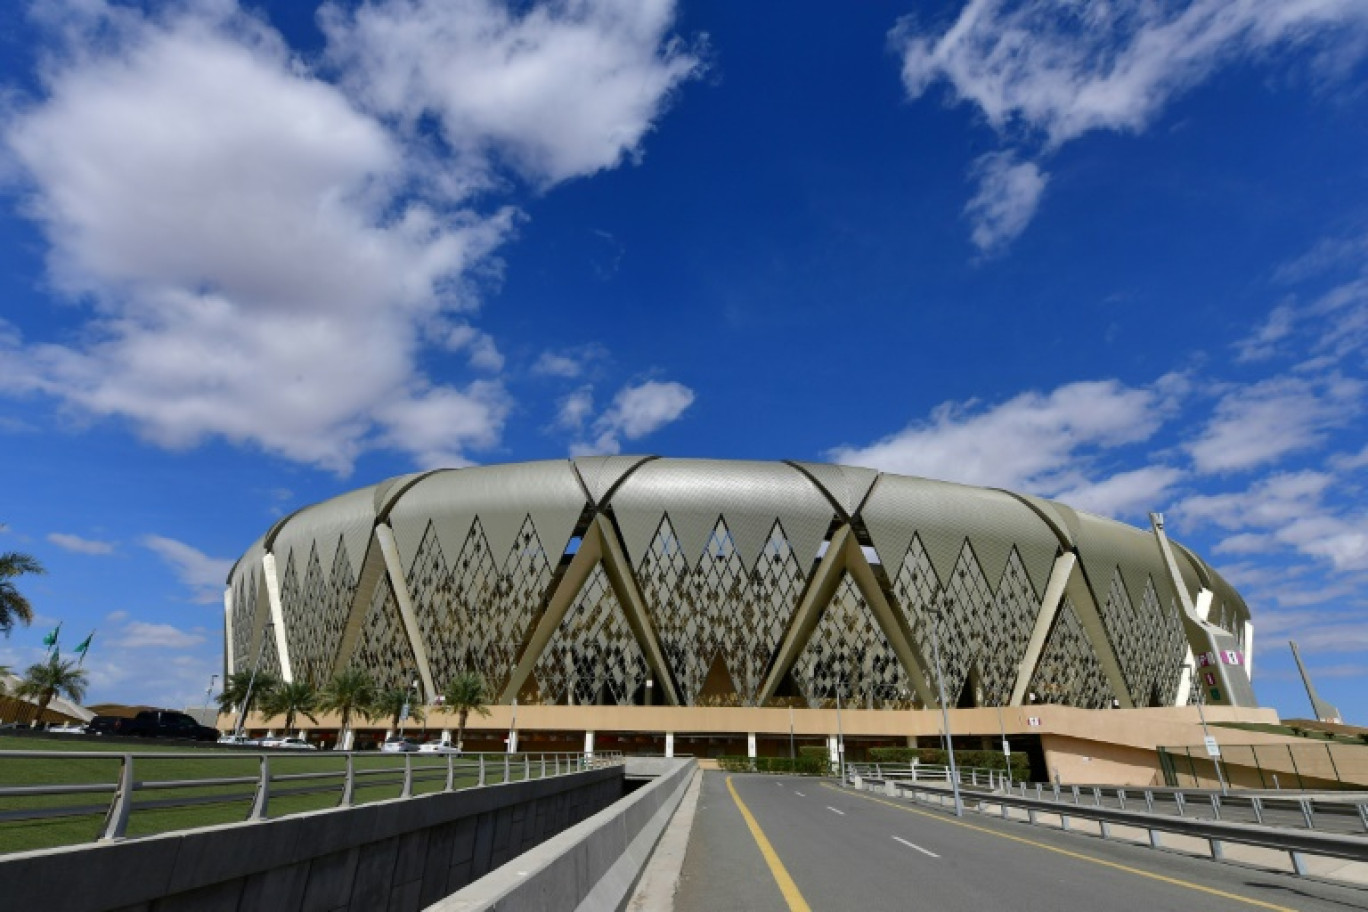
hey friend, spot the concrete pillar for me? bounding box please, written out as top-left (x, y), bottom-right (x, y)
top-left (584, 730), bottom-right (595, 759)
top-left (665, 732), bottom-right (674, 758)
top-left (747, 732), bottom-right (757, 759)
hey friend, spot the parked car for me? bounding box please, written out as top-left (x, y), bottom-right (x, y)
top-left (48, 722), bottom-right (87, 734)
top-left (380, 736), bottom-right (419, 753)
top-left (123, 710), bottom-right (219, 741)
top-left (417, 739), bottom-right (459, 754)
top-left (260, 736), bottom-right (317, 750)
top-left (87, 715), bottom-right (136, 736)
top-left (217, 733), bottom-right (258, 745)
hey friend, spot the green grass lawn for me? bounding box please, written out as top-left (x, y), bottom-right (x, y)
top-left (0, 737), bottom-right (519, 854)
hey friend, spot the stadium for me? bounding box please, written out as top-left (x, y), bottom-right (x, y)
top-left (224, 457), bottom-right (1266, 777)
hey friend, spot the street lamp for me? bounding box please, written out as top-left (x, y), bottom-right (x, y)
top-left (1185, 662), bottom-right (1229, 795)
top-left (928, 604), bottom-right (964, 816)
top-left (399, 672), bottom-right (420, 741)
top-left (834, 678), bottom-right (846, 782)
top-left (202, 673), bottom-right (218, 726)
top-left (234, 622), bottom-right (274, 738)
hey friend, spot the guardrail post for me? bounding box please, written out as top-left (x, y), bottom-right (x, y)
top-left (479, 754), bottom-right (487, 787)
top-left (1035, 783), bottom-right (1042, 800)
top-left (1290, 851), bottom-right (1308, 876)
top-left (1052, 782), bottom-right (1060, 802)
top-left (249, 754), bottom-right (271, 821)
top-left (1251, 795), bottom-right (1263, 825)
top-left (503, 753), bottom-right (510, 783)
top-left (1116, 789), bottom-right (1126, 810)
top-left (98, 754), bottom-right (135, 841)
top-left (1060, 813), bottom-right (1070, 832)
top-left (1357, 802), bottom-right (1368, 833)
top-left (1072, 785), bottom-right (1080, 804)
top-left (555, 754), bottom-right (561, 776)
top-left (1099, 820), bottom-right (1110, 839)
top-left (1299, 799), bottom-right (1314, 829)
top-left (1209, 794), bottom-right (1221, 820)
top-left (340, 753), bottom-right (355, 807)
top-left (1175, 792), bottom-right (1186, 817)
top-left (1027, 807), bottom-right (1037, 824)
top-left (1148, 828), bottom-right (1161, 849)
top-left (1209, 838), bottom-right (1224, 860)
top-left (401, 754), bottom-right (413, 799)
top-left (524, 755), bottom-right (530, 781)
top-left (1144, 790), bottom-right (1154, 814)
top-left (1092, 787), bottom-right (1101, 807)
top-left (446, 754), bottom-right (455, 792)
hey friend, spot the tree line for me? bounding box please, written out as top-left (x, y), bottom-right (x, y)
top-left (219, 667), bottom-right (492, 749)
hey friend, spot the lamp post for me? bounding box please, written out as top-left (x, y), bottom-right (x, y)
top-left (834, 679), bottom-right (846, 782)
top-left (234, 622), bottom-right (274, 738)
top-left (399, 672), bottom-right (420, 741)
top-left (928, 605), bottom-right (964, 816)
top-left (202, 674), bottom-right (218, 727)
top-left (1185, 663), bottom-right (1229, 795)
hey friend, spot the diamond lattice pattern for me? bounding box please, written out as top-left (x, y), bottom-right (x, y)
top-left (277, 537), bottom-right (357, 686)
top-left (532, 563), bottom-right (647, 705)
top-left (1028, 596), bottom-right (1115, 708)
top-left (407, 516), bottom-right (553, 695)
top-left (792, 572), bottom-right (912, 709)
top-left (346, 574), bottom-right (417, 691)
top-left (1097, 568), bottom-right (1188, 706)
top-left (637, 516), bottom-right (806, 705)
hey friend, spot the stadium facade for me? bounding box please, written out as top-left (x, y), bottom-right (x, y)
top-left (224, 457), bottom-right (1256, 726)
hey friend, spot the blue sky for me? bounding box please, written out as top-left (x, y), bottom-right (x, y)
top-left (2, 0), bottom-right (1366, 724)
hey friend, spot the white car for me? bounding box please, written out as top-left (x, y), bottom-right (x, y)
top-left (261, 736), bottom-right (318, 750)
top-left (217, 733), bottom-right (259, 745)
top-left (380, 736), bottom-right (419, 753)
top-left (417, 740), bottom-right (459, 754)
top-left (48, 722), bottom-right (87, 734)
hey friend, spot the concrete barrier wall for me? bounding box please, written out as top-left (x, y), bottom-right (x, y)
top-left (431, 758), bottom-right (696, 912)
top-left (0, 767), bottom-right (622, 912)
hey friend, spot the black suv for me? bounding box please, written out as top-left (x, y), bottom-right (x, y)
top-left (90, 711), bottom-right (218, 741)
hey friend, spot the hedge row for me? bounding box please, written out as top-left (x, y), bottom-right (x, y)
top-left (867, 746), bottom-right (1029, 775)
top-left (717, 755), bottom-right (830, 775)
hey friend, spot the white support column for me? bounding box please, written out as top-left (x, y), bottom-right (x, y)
top-left (827, 735), bottom-right (839, 766)
top-left (665, 732), bottom-right (675, 758)
top-left (584, 730), bottom-right (595, 759)
top-left (1009, 552), bottom-right (1077, 706)
top-left (374, 524), bottom-right (436, 702)
top-left (223, 589), bottom-right (235, 674)
top-left (747, 732), bottom-right (757, 759)
top-left (261, 552), bottom-right (294, 682)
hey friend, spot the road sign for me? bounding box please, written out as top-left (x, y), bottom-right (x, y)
top-left (1204, 735), bottom-right (1221, 758)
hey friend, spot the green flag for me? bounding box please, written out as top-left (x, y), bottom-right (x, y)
top-left (74, 631), bottom-right (94, 655)
top-left (41, 623), bottom-right (61, 648)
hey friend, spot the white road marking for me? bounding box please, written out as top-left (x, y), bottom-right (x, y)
top-left (826, 806), bottom-right (845, 815)
top-left (794, 791), bottom-right (806, 797)
top-left (892, 836), bottom-right (939, 858)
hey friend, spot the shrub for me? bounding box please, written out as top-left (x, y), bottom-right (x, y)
top-left (717, 755), bottom-right (829, 776)
top-left (867, 745), bottom-right (1029, 776)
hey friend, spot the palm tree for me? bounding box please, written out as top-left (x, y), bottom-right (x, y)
top-left (0, 550), bottom-right (44, 636)
top-left (372, 685), bottom-right (424, 732)
top-left (317, 668), bottom-right (377, 749)
top-left (16, 654), bottom-right (88, 723)
top-left (444, 672), bottom-right (492, 752)
top-left (0, 664), bottom-right (10, 697)
top-left (216, 668), bottom-right (281, 723)
top-left (259, 679), bottom-right (319, 734)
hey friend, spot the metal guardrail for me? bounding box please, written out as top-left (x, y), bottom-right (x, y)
top-left (853, 774), bottom-right (1368, 877)
top-left (844, 762), bottom-right (1013, 790)
top-left (0, 750), bottom-right (623, 844)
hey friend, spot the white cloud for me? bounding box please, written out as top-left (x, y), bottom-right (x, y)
top-left (556, 386), bottom-right (595, 431)
top-left (141, 534), bottom-right (233, 604)
top-left (1052, 465), bottom-right (1184, 518)
top-left (320, 0), bottom-right (705, 189)
top-left (108, 620), bottom-right (206, 650)
top-left (375, 381), bottom-right (510, 469)
top-left (829, 378), bottom-right (1177, 494)
top-left (892, 0), bottom-right (1368, 148)
top-left (964, 152), bottom-right (1047, 253)
top-left (47, 532), bottom-right (115, 555)
top-left (0, 0), bottom-right (699, 473)
top-left (573, 378), bottom-right (694, 455)
top-left (891, 1), bottom-right (1368, 248)
top-left (1187, 376), bottom-right (1362, 473)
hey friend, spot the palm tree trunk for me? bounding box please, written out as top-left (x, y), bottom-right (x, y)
top-left (457, 708), bottom-right (469, 750)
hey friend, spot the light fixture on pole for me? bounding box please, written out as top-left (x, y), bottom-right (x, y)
top-left (202, 673), bottom-right (218, 726)
top-left (399, 672), bottom-right (420, 741)
top-left (928, 603), bottom-right (964, 816)
top-left (234, 622), bottom-right (274, 738)
top-left (835, 679), bottom-right (846, 782)
top-left (1184, 662), bottom-right (1229, 795)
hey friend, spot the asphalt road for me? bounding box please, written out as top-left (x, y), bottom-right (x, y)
top-left (674, 772), bottom-right (1368, 912)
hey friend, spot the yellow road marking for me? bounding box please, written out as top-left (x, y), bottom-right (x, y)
top-left (823, 783), bottom-right (1295, 912)
top-left (727, 775), bottom-right (813, 912)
